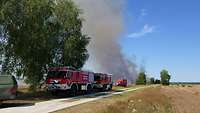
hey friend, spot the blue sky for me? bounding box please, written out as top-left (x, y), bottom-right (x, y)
top-left (121, 0), bottom-right (200, 82)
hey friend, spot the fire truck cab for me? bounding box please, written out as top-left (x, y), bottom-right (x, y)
top-left (93, 73), bottom-right (112, 91)
top-left (46, 67), bottom-right (94, 95)
top-left (116, 79), bottom-right (127, 87)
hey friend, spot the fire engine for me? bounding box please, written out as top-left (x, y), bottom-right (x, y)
top-left (116, 79), bottom-right (127, 87)
top-left (45, 67), bottom-right (112, 96)
top-left (93, 73), bottom-right (112, 91)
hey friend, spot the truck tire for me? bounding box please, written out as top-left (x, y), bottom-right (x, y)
top-left (71, 84), bottom-right (77, 96)
top-left (87, 84), bottom-right (92, 94)
top-left (108, 84), bottom-right (112, 91)
top-left (51, 91), bottom-right (58, 96)
top-left (103, 84), bottom-right (107, 91)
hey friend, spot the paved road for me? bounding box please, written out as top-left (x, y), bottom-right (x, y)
top-left (0, 86), bottom-right (151, 113)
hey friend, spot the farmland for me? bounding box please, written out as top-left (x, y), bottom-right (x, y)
top-left (54, 85), bottom-right (200, 113)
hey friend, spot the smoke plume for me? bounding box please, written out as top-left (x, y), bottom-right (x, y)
top-left (74, 0), bottom-right (137, 82)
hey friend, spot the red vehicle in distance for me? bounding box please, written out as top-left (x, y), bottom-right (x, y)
top-left (116, 79), bottom-right (127, 87)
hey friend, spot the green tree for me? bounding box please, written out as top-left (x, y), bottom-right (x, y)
top-left (150, 77), bottom-right (155, 84)
top-left (136, 72), bottom-right (147, 85)
top-left (0, 0), bottom-right (90, 91)
top-left (154, 79), bottom-right (161, 84)
top-left (160, 69), bottom-right (171, 85)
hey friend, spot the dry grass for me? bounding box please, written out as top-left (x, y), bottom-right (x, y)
top-left (112, 85), bottom-right (146, 91)
top-left (162, 85), bottom-right (200, 113)
top-left (54, 86), bottom-right (174, 113)
top-left (102, 87), bottom-right (174, 113)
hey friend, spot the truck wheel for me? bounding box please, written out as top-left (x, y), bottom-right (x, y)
top-left (51, 91), bottom-right (58, 96)
top-left (108, 84), bottom-right (112, 91)
top-left (103, 84), bottom-right (107, 91)
top-left (87, 85), bottom-right (92, 94)
top-left (124, 84), bottom-right (127, 87)
top-left (71, 85), bottom-right (77, 96)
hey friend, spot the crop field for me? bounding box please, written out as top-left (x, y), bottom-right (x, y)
top-left (54, 85), bottom-right (200, 113)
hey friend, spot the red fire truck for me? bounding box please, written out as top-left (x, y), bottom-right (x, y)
top-left (45, 67), bottom-right (112, 96)
top-left (116, 79), bottom-right (127, 87)
top-left (93, 73), bottom-right (112, 91)
top-left (46, 67), bottom-right (94, 96)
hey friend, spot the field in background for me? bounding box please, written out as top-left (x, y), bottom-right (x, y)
top-left (54, 85), bottom-right (200, 113)
top-left (163, 85), bottom-right (200, 113)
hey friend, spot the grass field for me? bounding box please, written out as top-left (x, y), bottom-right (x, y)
top-left (3, 85), bottom-right (200, 113)
top-left (54, 86), bottom-right (173, 113)
top-left (54, 85), bottom-right (200, 113)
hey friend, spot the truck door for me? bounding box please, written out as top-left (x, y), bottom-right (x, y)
top-left (89, 72), bottom-right (94, 83)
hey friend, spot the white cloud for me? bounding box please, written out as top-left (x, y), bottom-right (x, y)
top-left (127, 24), bottom-right (155, 38)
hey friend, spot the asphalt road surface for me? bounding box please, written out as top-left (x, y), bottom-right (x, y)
top-left (0, 86), bottom-right (151, 113)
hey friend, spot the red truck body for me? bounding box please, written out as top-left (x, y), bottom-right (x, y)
top-left (116, 79), bottom-right (127, 87)
top-left (46, 67), bottom-right (94, 92)
top-left (46, 67), bottom-right (112, 95)
top-left (93, 73), bottom-right (112, 90)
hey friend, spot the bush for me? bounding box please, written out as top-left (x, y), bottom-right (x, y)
top-left (150, 77), bottom-right (155, 84)
top-left (154, 79), bottom-right (161, 84)
top-left (136, 72), bottom-right (147, 85)
top-left (160, 69), bottom-right (171, 85)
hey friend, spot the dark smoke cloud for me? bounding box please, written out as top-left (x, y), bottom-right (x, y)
top-left (74, 0), bottom-right (137, 82)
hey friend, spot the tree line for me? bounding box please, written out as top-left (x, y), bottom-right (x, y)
top-left (136, 69), bottom-right (171, 85)
top-left (0, 0), bottom-right (90, 91)
top-left (0, 0), bottom-right (171, 91)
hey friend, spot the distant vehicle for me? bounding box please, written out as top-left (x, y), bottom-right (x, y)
top-left (0, 75), bottom-right (18, 104)
top-left (45, 67), bottom-right (113, 96)
top-left (116, 79), bottom-right (127, 87)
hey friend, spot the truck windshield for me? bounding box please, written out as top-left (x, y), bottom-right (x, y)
top-left (94, 75), bottom-right (101, 81)
top-left (47, 71), bottom-right (66, 78)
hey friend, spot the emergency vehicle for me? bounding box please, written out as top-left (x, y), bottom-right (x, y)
top-left (93, 73), bottom-right (112, 91)
top-left (46, 67), bottom-right (112, 96)
top-left (116, 79), bottom-right (127, 87)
